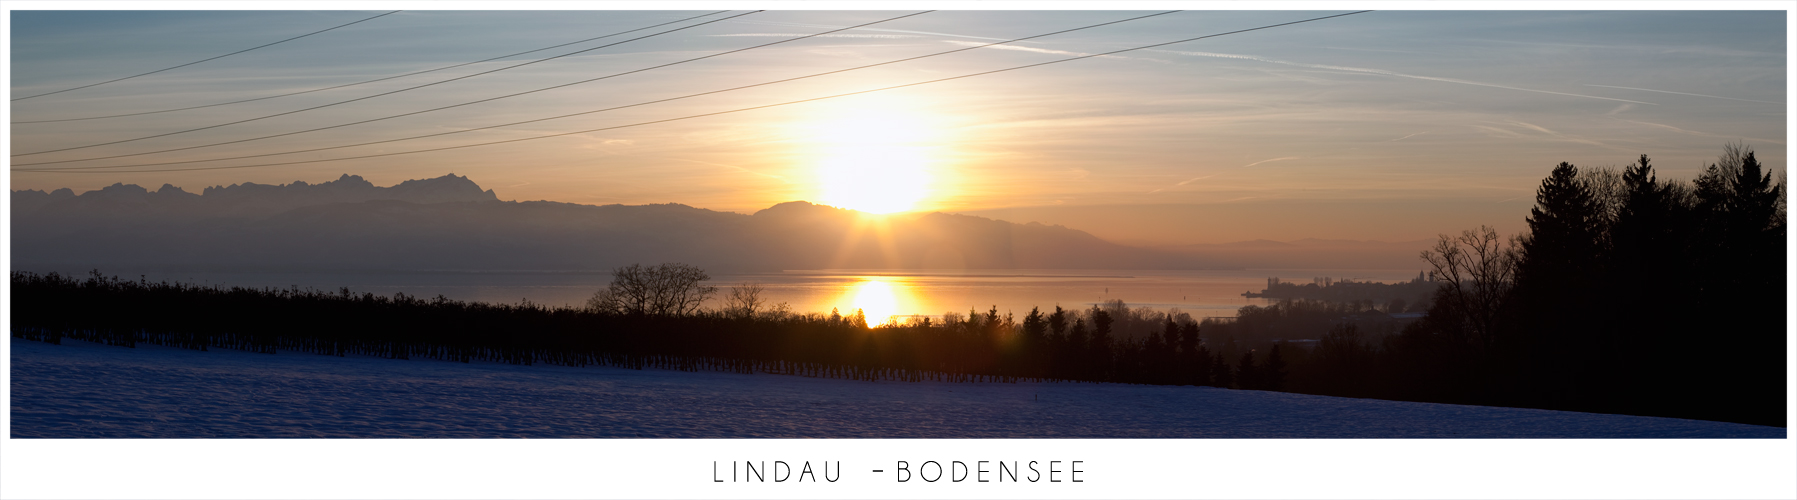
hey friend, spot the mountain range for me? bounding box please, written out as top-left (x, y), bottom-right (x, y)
top-left (12, 174), bottom-right (1222, 273)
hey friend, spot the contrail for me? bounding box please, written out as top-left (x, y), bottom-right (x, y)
top-left (1236, 156), bottom-right (1301, 170)
top-left (1584, 84), bottom-right (1783, 105)
top-left (1152, 130), bottom-right (1429, 194)
top-left (1151, 156), bottom-right (1300, 193)
top-left (1156, 49), bottom-right (1658, 105)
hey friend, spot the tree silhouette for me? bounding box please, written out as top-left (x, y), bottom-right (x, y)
top-left (1177, 322), bottom-right (1206, 386)
top-left (1236, 351), bottom-right (1259, 390)
top-left (1087, 306), bottom-right (1114, 382)
top-left (585, 263), bottom-right (718, 316)
top-left (1263, 345), bottom-right (1288, 392)
top-left (1313, 323), bottom-right (1375, 397)
top-left (1066, 317), bottom-right (1090, 381)
top-left (1210, 352), bottom-right (1233, 389)
top-left (1022, 306), bottom-right (1048, 378)
top-left (1419, 226), bottom-right (1518, 354)
top-left (1513, 161), bottom-right (1609, 399)
top-left (724, 282), bottom-right (766, 319)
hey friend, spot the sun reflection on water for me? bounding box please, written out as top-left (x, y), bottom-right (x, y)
top-left (846, 279), bottom-right (908, 326)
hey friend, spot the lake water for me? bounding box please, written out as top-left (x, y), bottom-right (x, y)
top-left (39, 268), bottom-right (1428, 324)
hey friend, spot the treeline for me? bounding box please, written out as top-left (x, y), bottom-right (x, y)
top-left (1283, 144), bottom-right (1785, 427)
top-left (11, 271), bottom-right (1291, 389)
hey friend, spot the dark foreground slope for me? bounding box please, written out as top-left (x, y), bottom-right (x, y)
top-left (12, 337), bottom-right (1782, 438)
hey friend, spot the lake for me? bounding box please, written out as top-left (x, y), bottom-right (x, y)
top-left (36, 268), bottom-right (1429, 324)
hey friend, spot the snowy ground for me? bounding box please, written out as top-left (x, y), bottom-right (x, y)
top-left (9, 338), bottom-right (1784, 438)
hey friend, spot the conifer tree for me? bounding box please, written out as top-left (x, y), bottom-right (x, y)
top-left (1263, 345), bottom-right (1288, 392)
top-left (1066, 318), bottom-right (1090, 380)
top-left (1513, 161), bottom-right (1607, 395)
top-left (1211, 352), bottom-right (1234, 389)
top-left (1236, 351), bottom-right (1259, 390)
top-left (1022, 307), bottom-right (1048, 377)
top-left (1088, 306), bottom-right (1114, 382)
top-left (1177, 322), bottom-right (1203, 386)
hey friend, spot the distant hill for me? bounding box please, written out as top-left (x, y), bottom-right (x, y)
top-left (11, 174), bottom-right (1220, 273)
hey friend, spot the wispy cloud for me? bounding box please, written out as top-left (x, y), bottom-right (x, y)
top-left (1153, 49), bottom-right (1659, 106)
top-left (1471, 125), bottom-right (1525, 139)
top-left (1468, 38), bottom-right (1784, 60)
top-left (711, 33), bottom-right (918, 39)
top-left (725, 19), bottom-right (1012, 41)
top-left (942, 40), bottom-right (1165, 63)
top-left (1388, 132), bottom-right (1427, 142)
top-left (1478, 121), bottom-right (1630, 152)
top-left (1508, 121), bottom-right (1559, 136)
top-left (664, 157), bottom-right (789, 182)
top-left (1584, 84), bottom-right (1783, 105)
top-left (1617, 119), bottom-right (1786, 145)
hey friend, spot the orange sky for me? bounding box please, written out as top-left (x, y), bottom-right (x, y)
top-left (10, 10), bottom-right (1786, 245)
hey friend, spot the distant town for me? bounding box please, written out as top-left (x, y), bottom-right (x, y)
top-left (1243, 272), bottom-right (1438, 311)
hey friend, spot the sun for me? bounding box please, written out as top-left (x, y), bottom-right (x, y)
top-left (809, 105), bottom-right (936, 214)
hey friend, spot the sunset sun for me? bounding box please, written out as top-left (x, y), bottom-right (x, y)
top-left (810, 105), bottom-right (935, 214)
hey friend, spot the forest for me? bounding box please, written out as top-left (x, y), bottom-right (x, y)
top-left (1349, 144), bottom-right (1787, 427)
top-left (9, 144), bottom-right (1785, 427)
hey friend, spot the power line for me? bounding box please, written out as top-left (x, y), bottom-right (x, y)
top-left (14, 11), bottom-right (936, 168)
top-left (16, 11), bottom-right (1371, 175)
top-left (11, 10), bottom-right (757, 158)
top-left (18, 10), bottom-right (1172, 170)
top-left (11, 11), bottom-right (738, 124)
top-left (11, 11), bottom-right (402, 102)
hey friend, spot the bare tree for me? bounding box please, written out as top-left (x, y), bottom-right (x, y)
top-left (724, 282), bottom-right (766, 318)
top-left (762, 301), bottom-right (793, 320)
top-left (1579, 165), bottom-right (1626, 229)
top-left (1420, 225), bottom-right (1519, 352)
top-left (586, 263), bottom-right (717, 316)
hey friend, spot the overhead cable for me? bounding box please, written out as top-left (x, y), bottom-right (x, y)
top-left (12, 10), bottom-right (758, 157)
top-left (12, 11), bottom-right (736, 124)
top-left (17, 11), bottom-right (1371, 174)
top-left (18, 10), bottom-right (1171, 170)
top-left (11, 11), bottom-right (402, 102)
top-left (14, 11), bottom-right (935, 168)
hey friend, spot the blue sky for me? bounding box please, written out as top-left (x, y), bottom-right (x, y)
top-left (8, 9), bottom-right (1787, 243)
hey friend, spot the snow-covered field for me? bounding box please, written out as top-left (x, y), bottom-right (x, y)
top-left (9, 338), bottom-right (1784, 438)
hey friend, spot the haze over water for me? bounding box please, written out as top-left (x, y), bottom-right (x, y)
top-left (44, 267), bottom-right (1428, 324)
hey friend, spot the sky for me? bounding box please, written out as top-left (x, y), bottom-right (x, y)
top-left (7, 9), bottom-right (1788, 245)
